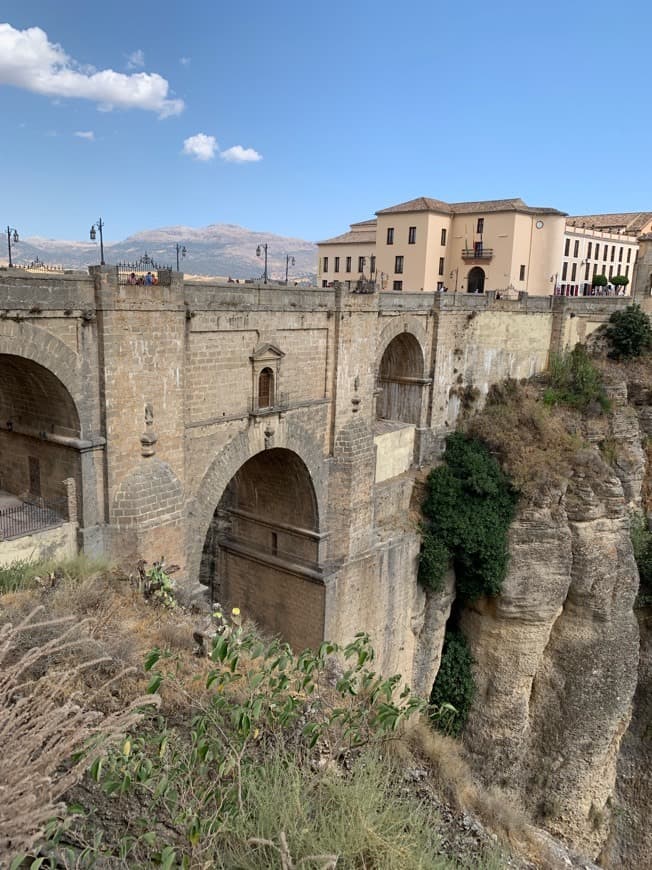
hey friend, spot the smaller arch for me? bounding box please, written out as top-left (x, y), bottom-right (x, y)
top-left (377, 332), bottom-right (425, 425)
top-left (467, 267), bottom-right (485, 293)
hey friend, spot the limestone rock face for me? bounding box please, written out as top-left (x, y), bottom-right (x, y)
top-left (460, 383), bottom-right (646, 860)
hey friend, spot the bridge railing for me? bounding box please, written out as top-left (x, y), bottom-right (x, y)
top-left (0, 496), bottom-right (68, 541)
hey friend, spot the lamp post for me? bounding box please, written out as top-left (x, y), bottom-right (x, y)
top-left (256, 243), bottom-right (269, 284)
top-left (450, 267), bottom-right (459, 293)
top-left (6, 226), bottom-right (19, 268)
top-left (89, 218), bottom-right (105, 266)
top-left (284, 254), bottom-right (295, 285)
top-left (175, 242), bottom-right (187, 271)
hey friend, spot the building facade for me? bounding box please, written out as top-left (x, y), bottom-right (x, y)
top-left (318, 196), bottom-right (567, 295)
top-left (559, 212), bottom-right (652, 297)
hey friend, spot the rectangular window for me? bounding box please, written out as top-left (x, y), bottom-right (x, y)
top-left (587, 242), bottom-right (592, 259)
top-left (334, 256), bottom-right (340, 273)
top-left (585, 262), bottom-right (590, 280)
top-left (573, 239), bottom-right (579, 257)
top-left (392, 280), bottom-right (403, 291)
top-left (387, 227), bottom-right (394, 245)
top-left (358, 256), bottom-right (365, 272)
top-left (611, 245), bottom-right (615, 261)
top-left (394, 255), bottom-right (404, 274)
top-left (322, 256), bottom-right (328, 273)
top-left (322, 279), bottom-right (328, 288)
top-left (345, 256), bottom-right (351, 273)
top-left (593, 263), bottom-right (598, 278)
top-left (609, 264), bottom-right (613, 278)
top-left (571, 263), bottom-right (577, 281)
top-left (627, 248), bottom-right (632, 263)
top-left (519, 264), bottom-right (526, 281)
top-left (564, 238), bottom-right (570, 256)
top-left (595, 243), bottom-right (600, 260)
top-left (408, 226), bottom-right (417, 244)
top-left (619, 246), bottom-right (624, 263)
top-left (441, 227), bottom-right (447, 245)
top-left (562, 262), bottom-right (568, 280)
top-left (476, 218), bottom-right (484, 234)
top-left (370, 255), bottom-right (376, 274)
top-left (626, 263), bottom-right (630, 277)
top-left (438, 257), bottom-right (444, 276)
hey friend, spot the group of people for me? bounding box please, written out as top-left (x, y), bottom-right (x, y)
top-left (126, 271), bottom-right (158, 286)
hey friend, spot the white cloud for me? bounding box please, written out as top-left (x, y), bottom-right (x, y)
top-left (183, 132), bottom-right (217, 161)
top-left (0, 23), bottom-right (184, 117)
top-left (126, 49), bottom-right (145, 70)
top-left (179, 56), bottom-right (191, 66)
top-left (74, 130), bottom-right (94, 140)
top-left (220, 145), bottom-right (262, 163)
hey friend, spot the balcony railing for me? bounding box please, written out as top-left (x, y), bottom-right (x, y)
top-left (0, 496), bottom-right (68, 541)
top-left (251, 391), bottom-right (290, 415)
top-left (461, 247), bottom-right (494, 260)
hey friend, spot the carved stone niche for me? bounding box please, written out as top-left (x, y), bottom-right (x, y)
top-left (250, 342), bottom-right (285, 415)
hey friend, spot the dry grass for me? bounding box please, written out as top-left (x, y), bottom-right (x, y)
top-left (466, 380), bottom-right (582, 501)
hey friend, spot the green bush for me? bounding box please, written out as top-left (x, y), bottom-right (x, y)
top-left (606, 304), bottom-right (652, 359)
top-left (544, 345), bottom-right (610, 411)
top-left (631, 512), bottom-right (652, 606)
top-left (429, 630), bottom-right (476, 736)
top-left (0, 554), bottom-right (108, 594)
top-left (592, 273), bottom-right (608, 288)
top-left (419, 434), bottom-right (518, 602)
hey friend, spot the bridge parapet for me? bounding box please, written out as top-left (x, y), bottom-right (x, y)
top-left (0, 267), bottom-right (95, 310)
top-left (183, 281), bottom-right (336, 312)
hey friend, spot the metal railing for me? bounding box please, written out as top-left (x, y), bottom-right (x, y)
top-left (251, 391), bottom-right (290, 414)
top-left (461, 247), bottom-right (494, 259)
top-left (14, 258), bottom-right (65, 272)
top-left (0, 496), bottom-right (68, 541)
top-left (118, 252), bottom-right (172, 286)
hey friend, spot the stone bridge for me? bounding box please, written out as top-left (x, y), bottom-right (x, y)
top-left (0, 265), bottom-right (632, 689)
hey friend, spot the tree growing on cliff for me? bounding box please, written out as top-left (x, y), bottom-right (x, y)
top-left (606, 304), bottom-right (652, 359)
top-left (419, 434), bottom-right (518, 601)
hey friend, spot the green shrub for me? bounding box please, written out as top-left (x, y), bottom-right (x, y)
top-left (631, 512), bottom-right (652, 606)
top-left (606, 304), bottom-right (652, 359)
top-left (0, 554), bottom-right (107, 594)
top-left (544, 345), bottom-right (610, 411)
top-left (429, 630), bottom-right (476, 736)
top-left (419, 434), bottom-right (518, 602)
top-left (0, 559), bottom-right (37, 593)
top-left (592, 274), bottom-right (608, 288)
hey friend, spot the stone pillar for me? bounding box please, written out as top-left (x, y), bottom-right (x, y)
top-left (632, 234), bottom-right (652, 314)
top-left (63, 477), bottom-right (77, 523)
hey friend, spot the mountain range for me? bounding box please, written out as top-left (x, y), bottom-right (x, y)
top-left (3, 224), bottom-right (318, 282)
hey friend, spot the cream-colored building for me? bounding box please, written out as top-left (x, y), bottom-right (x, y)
top-left (559, 212), bottom-right (652, 296)
top-left (317, 196), bottom-right (567, 295)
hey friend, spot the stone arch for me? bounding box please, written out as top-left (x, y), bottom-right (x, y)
top-left (0, 349), bottom-right (84, 523)
top-left (376, 316), bottom-right (429, 375)
top-left (0, 322), bottom-right (87, 433)
top-left (195, 432), bottom-right (326, 650)
top-left (187, 417), bottom-right (328, 587)
top-left (376, 332), bottom-right (427, 425)
top-left (467, 266), bottom-right (485, 293)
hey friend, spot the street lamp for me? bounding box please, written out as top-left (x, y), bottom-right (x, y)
top-left (89, 218), bottom-right (105, 266)
top-left (256, 243), bottom-right (269, 284)
top-left (284, 254), bottom-right (295, 285)
top-left (449, 268), bottom-right (459, 293)
top-left (6, 226), bottom-right (19, 268)
top-left (175, 243), bottom-right (187, 271)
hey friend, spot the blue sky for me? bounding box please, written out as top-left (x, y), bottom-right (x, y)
top-left (0, 0), bottom-right (650, 243)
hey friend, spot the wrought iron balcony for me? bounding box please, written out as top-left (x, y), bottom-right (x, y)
top-left (461, 247), bottom-right (494, 260)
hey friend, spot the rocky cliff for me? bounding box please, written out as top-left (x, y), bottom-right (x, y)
top-left (453, 368), bottom-right (651, 865)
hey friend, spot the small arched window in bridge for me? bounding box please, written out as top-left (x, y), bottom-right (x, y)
top-left (258, 367), bottom-right (274, 409)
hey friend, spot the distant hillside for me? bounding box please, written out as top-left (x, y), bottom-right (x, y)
top-left (3, 224), bottom-right (318, 282)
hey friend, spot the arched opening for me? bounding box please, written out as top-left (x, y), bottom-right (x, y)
top-left (200, 448), bottom-right (324, 650)
top-left (377, 333), bottom-right (425, 425)
top-left (258, 367), bottom-right (274, 409)
top-left (0, 354), bottom-right (82, 536)
top-left (467, 266), bottom-right (485, 293)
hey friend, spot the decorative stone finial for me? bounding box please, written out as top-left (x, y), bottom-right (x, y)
top-left (140, 402), bottom-right (158, 457)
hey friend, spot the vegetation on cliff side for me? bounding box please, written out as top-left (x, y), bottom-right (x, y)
top-left (429, 631), bottom-right (476, 737)
top-left (418, 433), bottom-right (518, 601)
top-left (606, 303), bottom-right (652, 359)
